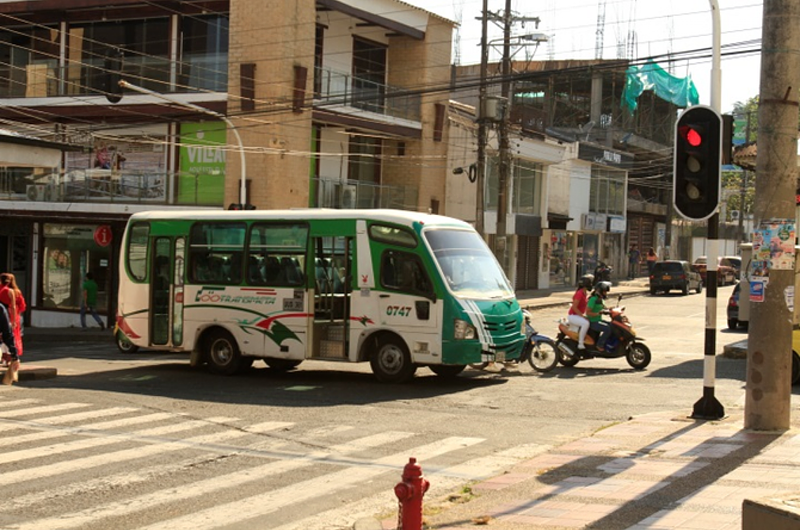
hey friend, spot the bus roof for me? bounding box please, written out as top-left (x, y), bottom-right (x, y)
top-left (126, 208), bottom-right (473, 230)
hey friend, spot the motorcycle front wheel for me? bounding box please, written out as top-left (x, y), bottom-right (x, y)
top-left (529, 339), bottom-right (558, 372)
top-left (556, 339), bottom-right (580, 367)
top-left (626, 342), bottom-right (651, 370)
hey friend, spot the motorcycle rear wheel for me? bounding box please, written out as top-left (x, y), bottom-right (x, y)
top-left (626, 343), bottom-right (651, 370)
top-left (556, 339), bottom-right (580, 367)
top-left (529, 339), bottom-right (558, 372)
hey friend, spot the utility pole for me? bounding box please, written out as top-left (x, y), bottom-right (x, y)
top-left (744, 0), bottom-right (799, 431)
top-left (475, 0), bottom-right (489, 238)
top-left (491, 3), bottom-right (540, 276)
top-left (495, 0), bottom-right (513, 273)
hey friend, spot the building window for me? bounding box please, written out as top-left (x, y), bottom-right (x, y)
top-left (42, 224), bottom-right (111, 311)
top-left (348, 135), bottom-right (381, 183)
top-left (589, 168), bottom-right (625, 216)
top-left (513, 161), bottom-right (543, 215)
top-left (352, 37), bottom-right (386, 113)
top-left (181, 15), bottom-right (229, 91)
top-left (68, 17), bottom-right (171, 95)
top-left (0, 25), bottom-right (60, 97)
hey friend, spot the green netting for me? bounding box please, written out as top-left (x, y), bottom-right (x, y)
top-left (621, 59), bottom-right (699, 113)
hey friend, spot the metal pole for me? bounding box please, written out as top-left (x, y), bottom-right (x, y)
top-left (691, 0), bottom-right (724, 420)
top-left (119, 80), bottom-right (247, 206)
top-left (495, 0), bottom-right (513, 275)
top-left (475, 0), bottom-right (489, 237)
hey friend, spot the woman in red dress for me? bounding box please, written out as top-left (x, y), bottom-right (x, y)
top-left (0, 273), bottom-right (25, 383)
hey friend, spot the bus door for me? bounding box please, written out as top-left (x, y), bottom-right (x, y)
top-left (150, 236), bottom-right (185, 347)
top-left (311, 236), bottom-right (352, 359)
top-left (377, 249), bottom-right (439, 332)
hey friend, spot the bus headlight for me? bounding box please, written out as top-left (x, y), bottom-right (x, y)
top-left (454, 319), bottom-right (477, 340)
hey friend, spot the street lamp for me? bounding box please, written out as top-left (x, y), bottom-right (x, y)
top-left (118, 80), bottom-right (247, 206)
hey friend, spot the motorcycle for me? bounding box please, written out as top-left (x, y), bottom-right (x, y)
top-left (470, 311), bottom-right (559, 373)
top-left (555, 296), bottom-right (651, 370)
top-left (593, 261), bottom-right (613, 285)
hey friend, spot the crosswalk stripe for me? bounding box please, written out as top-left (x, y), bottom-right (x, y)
top-left (0, 407), bottom-right (140, 435)
top-left (15, 431), bottom-right (418, 530)
top-left (137, 436), bottom-right (485, 530)
top-left (0, 402), bottom-right (90, 417)
top-left (2, 412), bottom-right (179, 446)
top-left (0, 415), bottom-right (211, 465)
top-left (0, 420), bottom-right (250, 488)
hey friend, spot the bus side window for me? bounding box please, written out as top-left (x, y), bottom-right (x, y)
top-left (381, 250), bottom-right (431, 295)
top-left (247, 256), bottom-right (264, 284)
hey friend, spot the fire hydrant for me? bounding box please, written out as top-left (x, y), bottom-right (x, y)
top-left (394, 457), bottom-right (430, 530)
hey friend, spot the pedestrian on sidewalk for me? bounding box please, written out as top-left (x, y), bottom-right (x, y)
top-left (0, 303), bottom-right (19, 385)
top-left (627, 244), bottom-right (641, 279)
top-left (80, 272), bottom-right (105, 331)
top-left (0, 272), bottom-right (25, 362)
top-left (646, 248), bottom-right (658, 275)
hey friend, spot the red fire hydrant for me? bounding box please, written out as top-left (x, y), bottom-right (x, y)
top-left (394, 457), bottom-right (430, 530)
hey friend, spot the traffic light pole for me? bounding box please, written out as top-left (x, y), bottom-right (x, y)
top-left (691, 0), bottom-right (724, 420)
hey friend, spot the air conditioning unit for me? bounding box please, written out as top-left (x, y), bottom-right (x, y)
top-left (26, 183), bottom-right (59, 202)
top-left (341, 184), bottom-right (357, 209)
top-left (26, 184), bottom-right (47, 201)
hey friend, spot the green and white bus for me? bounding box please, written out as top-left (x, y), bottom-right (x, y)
top-left (116, 209), bottom-right (525, 383)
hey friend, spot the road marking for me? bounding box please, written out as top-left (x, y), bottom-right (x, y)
top-left (14, 430), bottom-right (419, 530)
top-left (0, 402), bottom-right (90, 417)
top-left (270, 442), bottom-right (549, 530)
top-left (2, 412), bottom-right (178, 446)
top-left (137, 436), bottom-right (485, 530)
top-left (0, 407), bottom-right (140, 433)
top-left (0, 419), bottom-right (251, 488)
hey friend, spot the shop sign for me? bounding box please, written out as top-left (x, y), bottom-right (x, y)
top-left (578, 144), bottom-right (634, 169)
top-left (94, 225), bottom-right (112, 247)
top-left (607, 215), bottom-right (626, 233)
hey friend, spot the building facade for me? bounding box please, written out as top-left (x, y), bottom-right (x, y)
top-left (0, 0), bottom-right (453, 327)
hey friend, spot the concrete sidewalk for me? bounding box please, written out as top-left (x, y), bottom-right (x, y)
top-left (358, 409), bottom-right (800, 530)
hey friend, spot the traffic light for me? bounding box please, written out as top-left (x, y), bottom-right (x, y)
top-left (673, 105), bottom-right (722, 221)
top-left (228, 203), bottom-right (256, 211)
top-left (103, 49), bottom-right (124, 104)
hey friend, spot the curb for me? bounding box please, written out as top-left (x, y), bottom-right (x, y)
top-left (521, 288), bottom-right (650, 312)
top-left (723, 339), bottom-right (747, 359)
top-left (2, 366), bottom-right (58, 381)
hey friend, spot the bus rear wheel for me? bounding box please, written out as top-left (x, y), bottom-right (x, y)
top-left (116, 334), bottom-right (139, 354)
top-left (205, 330), bottom-right (242, 376)
top-left (370, 337), bottom-right (416, 383)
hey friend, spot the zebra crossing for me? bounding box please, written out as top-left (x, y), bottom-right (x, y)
top-left (0, 394), bottom-right (545, 530)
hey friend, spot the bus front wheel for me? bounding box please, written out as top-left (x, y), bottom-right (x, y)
top-left (370, 337), bottom-right (416, 383)
top-left (204, 330), bottom-right (242, 376)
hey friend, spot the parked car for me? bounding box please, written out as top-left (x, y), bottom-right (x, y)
top-left (649, 260), bottom-right (703, 295)
top-left (722, 255), bottom-right (742, 279)
top-left (693, 256), bottom-right (737, 286)
top-left (727, 282), bottom-right (746, 330)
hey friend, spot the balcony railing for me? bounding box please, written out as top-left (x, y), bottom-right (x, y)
top-left (313, 177), bottom-right (418, 211)
top-left (0, 169), bottom-right (222, 207)
top-left (314, 66), bottom-right (421, 122)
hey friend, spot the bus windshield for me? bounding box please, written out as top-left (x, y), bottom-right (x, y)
top-left (424, 229), bottom-right (513, 299)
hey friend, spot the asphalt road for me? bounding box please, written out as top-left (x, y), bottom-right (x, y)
top-left (3, 284), bottom-right (788, 530)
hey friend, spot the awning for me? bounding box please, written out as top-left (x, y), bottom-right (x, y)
top-left (547, 212), bottom-right (572, 230)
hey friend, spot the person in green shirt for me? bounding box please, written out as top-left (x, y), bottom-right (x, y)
top-left (586, 281), bottom-right (612, 351)
top-left (81, 272), bottom-right (105, 331)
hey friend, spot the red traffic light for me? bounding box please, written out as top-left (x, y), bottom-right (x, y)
top-left (679, 125), bottom-right (703, 147)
